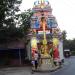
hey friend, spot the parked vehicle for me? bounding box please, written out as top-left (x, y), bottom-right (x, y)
top-left (64, 49), bottom-right (71, 57)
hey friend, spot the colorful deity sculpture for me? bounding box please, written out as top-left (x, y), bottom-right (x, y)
top-left (31, 0), bottom-right (64, 67)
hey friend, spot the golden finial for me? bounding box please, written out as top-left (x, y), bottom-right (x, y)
top-left (39, 0), bottom-right (45, 4)
top-left (38, 0), bottom-right (45, 8)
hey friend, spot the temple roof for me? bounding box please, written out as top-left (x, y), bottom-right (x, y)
top-left (33, 0), bottom-right (52, 12)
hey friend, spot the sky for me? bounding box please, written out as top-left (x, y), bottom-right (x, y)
top-left (20, 0), bottom-right (75, 40)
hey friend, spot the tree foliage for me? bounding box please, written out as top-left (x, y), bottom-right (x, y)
top-left (62, 30), bottom-right (67, 40)
top-left (62, 30), bottom-right (75, 51)
top-left (20, 9), bottom-right (33, 35)
top-left (0, 0), bottom-right (22, 27)
top-left (0, 0), bottom-right (22, 43)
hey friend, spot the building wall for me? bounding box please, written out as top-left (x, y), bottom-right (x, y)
top-left (58, 40), bottom-right (64, 61)
top-left (26, 41), bottom-right (31, 60)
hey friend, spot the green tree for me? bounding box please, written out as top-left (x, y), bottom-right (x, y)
top-left (18, 9), bottom-right (33, 44)
top-left (0, 0), bottom-right (22, 27)
top-left (70, 39), bottom-right (75, 51)
top-left (0, 0), bottom-right (22, 43)
top-left (62, 30), bottom-right (68, 49)
top-left (62, 30), bottom-right (67, 40)
top-left (62, 30), bottom-right (75, 51)
top-left (20, 9), bottom-right (33, 37)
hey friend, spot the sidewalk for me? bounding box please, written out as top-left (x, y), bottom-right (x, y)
top-left (0, 58), bottom-right (70, 75)
top-left (0, 67), bottom-right (32, 75)
top-left (0, 62), bottom-right (66, 75)
top-left (0, 66), bottom-right (61, 75)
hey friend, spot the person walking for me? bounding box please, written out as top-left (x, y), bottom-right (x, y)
top-left (38, 51), bottom-right (41, 67)
top-left (34, 51), bottom-right (39, 70)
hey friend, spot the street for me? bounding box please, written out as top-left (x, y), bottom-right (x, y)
top-left (51, 56), bottom-right (75, 75)
top-left (0, 56), bottom-right (75, 75)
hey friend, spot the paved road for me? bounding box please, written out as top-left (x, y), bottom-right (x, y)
top-left (51, 56), bottom-right (75, 75)
top-left (0, 56), bottom-right (75, 75)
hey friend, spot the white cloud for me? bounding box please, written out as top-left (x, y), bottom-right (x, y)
top-left (20, 0), bottom-right (75, 39)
